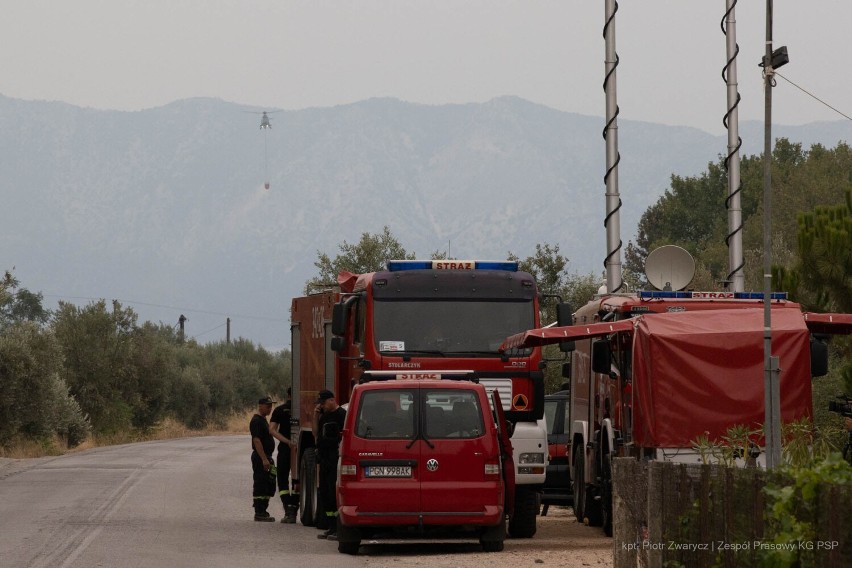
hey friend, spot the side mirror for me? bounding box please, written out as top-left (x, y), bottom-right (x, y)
top-left (505, 420), bottom-right (515, 438)
top-left (810, 336), bottom-right (829, 377)
top-left (591, 339), bottom-right (612, 375)
top-left (331, 302), bottom-right (348, 336)
top-left (556, 303), bottom-right (573, 326)
top-left (556, 303), bottom-right (575, 353)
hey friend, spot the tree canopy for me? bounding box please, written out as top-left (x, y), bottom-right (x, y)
top-left (305, 225), bottom-right (415, 291)
top-left (626, 140), bottom-right (852, 291)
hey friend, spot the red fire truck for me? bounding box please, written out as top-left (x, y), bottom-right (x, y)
top-left (289, 260), bottom-right (556, 537)
top-left (501, 290), bottom-right (852, 536)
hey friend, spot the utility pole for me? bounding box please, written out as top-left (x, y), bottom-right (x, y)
top-left (226, 317), bottom-right (231, 344)
top-left (178, 314), bottom-right (187, 343)
top-left (762, 0), bottom-right (788, 469)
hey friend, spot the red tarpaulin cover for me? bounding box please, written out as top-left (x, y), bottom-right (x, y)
top-left (631, 308), bottom-right (813, 448)
top-left (500, 319), bottom-right (635, 350)
top-left (803, 312), bottom-right (852, 335)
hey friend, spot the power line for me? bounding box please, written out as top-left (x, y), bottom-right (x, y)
top-left (775, 72), bottom-right (852, 122)
top-left (40, 294), bottom-right (286, 322)
top-left (190, 322), bottom-right (227, 341)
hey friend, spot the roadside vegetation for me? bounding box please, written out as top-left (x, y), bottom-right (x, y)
top-left (0, 274), bottom-right (289, 458)
top-left (2, 139), bottom-right (849, 460)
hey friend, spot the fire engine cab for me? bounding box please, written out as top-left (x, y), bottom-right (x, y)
top-left (335, 373), bottom-right (514, 554)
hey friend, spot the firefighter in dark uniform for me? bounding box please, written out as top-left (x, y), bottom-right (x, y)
top-left (313, 389), bottom-right (346, 540)
top-left (269, 388), bottom-right (297, 523)
top-left (250, 396), bottom-right (277, 521)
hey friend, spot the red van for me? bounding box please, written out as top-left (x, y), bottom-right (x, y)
top-left (335, 374), bottom-right (514, 554)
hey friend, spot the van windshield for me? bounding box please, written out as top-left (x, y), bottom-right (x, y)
top-left (355, 388), bottom-right (485, 440)
top-left (423, 389), bottom-right (484, 439)
top-left (373, 299), bottom-right (534, 355)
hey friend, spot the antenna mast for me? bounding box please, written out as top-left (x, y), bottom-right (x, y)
top-left (723, 1), bottom-right (745, 292)
top-left (603, 0), bottom-right (623, 293)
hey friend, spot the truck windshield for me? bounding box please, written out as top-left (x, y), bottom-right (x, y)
top-left (373, 299), bottom-right (534, 355)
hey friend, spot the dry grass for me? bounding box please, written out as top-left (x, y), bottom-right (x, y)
top-left (0, 410), bottom-right (256, 459)
top-left (0, 437), bottom-right (67, 459)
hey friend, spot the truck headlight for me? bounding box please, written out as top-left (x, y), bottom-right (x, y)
top-left (518, 452), bottom-right (545, 464)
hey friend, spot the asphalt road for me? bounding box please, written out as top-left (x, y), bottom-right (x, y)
top-left (0, 436), bottom-right (612, 568)
top-left (0, 436), bottom-right (363, 568)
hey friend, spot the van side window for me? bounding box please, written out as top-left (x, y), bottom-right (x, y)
top-left (356, 390), bottom-right (415, 439)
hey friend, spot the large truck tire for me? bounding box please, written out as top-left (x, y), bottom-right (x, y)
top-left (508, 486), bottom-right (538, 538)
top-left (572, 449), bottom-right (585, 522)
top-left (312, 454), bottom-right (330, 529)
top-left (601, 454), bottom-right (613, 536)
top-left (299, 448), bottom-right (317, 526)
top-left (583, 482), bottom-right (603, 527)
top-left (314, 490), bottom-right (328, 529)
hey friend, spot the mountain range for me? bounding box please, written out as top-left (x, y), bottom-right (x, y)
top-left (1, 94), bottom-right (849, 349)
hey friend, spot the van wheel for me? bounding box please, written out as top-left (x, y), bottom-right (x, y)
top-left (338, 541), bottom-right (360, 555)
top-left (299, 448), bottom-right (317, 526)
top-left (572, 449), bottom-right (585, 522)
top-left (337, 523), bottom-right (361, 555)
top-left (480, 516), bottom-right (506, 552)
top-left (508, 486), bottom-right (537, 538)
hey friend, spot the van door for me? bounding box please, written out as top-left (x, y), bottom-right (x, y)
top-left (419, 387), bottom-right (498, 521)
top-left (345, 388), bottom-right (421, 516)
top-left (492, 388), bottom-right (515, 517)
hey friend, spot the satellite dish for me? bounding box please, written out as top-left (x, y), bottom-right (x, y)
top-left (645, 245), bottom-right (695, 291)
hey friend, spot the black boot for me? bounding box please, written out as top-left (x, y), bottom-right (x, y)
top-left (318, 517), bottom-right (338, 539)
top-left (254, 500), bottom-right (275, 522)
top-left (281, 505), bottom-right (297, 524)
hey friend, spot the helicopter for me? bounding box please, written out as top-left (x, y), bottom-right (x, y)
top-left (259, 111), bottom-right (272, 129)
top-left (243, 109), bottom-right (281, 129)
top-left (244, 110), bottom-right (282, 189)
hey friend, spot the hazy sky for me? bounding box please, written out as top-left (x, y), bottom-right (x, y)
top-left (3, 1), bottom-right (850, 135)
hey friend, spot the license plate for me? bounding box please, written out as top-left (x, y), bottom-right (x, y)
top-left (365, 465), bottom-right (412, 478)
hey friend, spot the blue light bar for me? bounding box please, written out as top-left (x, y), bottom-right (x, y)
top-left (474, 261), bottom-right (518, 271)
top-left (386, 260), bottom-right (518, 272)
top-left (386, 260), bottom-right (432, 271)
top-left (735, 291), bottom-right (788, 300)
top-left (638, 290), bottom-right (788, 300)
top-left (638, 291), bottom-right (691, 299)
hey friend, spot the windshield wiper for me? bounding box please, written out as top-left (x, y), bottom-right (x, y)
top-left (405, 429), bottom-right (435, 449)
top-left (444, 350), bottom-right (498, 356)
top-left (382, 349), bottom-right (447, 357)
